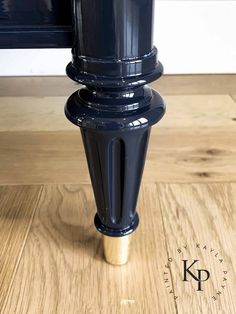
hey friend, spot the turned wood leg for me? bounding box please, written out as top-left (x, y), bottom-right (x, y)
top-left (65, 0), bottom-right (165, 265)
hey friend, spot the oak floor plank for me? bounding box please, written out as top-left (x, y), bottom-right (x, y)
top-left (0, 128), bottom-right (235, 185)
top-left (0, 96), bottom-right (74, 132)
top-left (160, 94), bottom-right (236, 128)
top-left (1, 75), bottom-right (236, 97)
top-left (0, 76), bottom-right (235, 313)
top-left (0, 185), bottom-right (42, 312)
top-left (0, 94), bottom-right (235, 131)
top-left (151, 75), bottom-right (236, 96)
top-left (157, 183), bottom-right (236, 314)
top-left (3, 184), bottom-right (175, 314)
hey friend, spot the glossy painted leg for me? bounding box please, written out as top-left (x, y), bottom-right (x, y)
top-left (65, 0), bottom-right (165, 264)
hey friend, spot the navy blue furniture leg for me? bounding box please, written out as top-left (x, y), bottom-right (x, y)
top-left (65, 0), bottom-right (165, 264)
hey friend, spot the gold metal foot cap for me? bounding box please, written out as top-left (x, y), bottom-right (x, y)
top-left (103, 234), bottom-right (132, 266)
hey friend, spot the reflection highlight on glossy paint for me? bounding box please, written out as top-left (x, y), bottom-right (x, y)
top-left (73, 0), bottom-right (153, 59)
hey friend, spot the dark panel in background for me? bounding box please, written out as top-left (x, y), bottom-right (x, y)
top-left (0, 0), bottom-right (73, 48)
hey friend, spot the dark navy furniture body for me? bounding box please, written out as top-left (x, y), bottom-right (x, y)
top-left (0, 0), bottom-right (165, 264)
top-left (0, 0), bottom-right (72, 48)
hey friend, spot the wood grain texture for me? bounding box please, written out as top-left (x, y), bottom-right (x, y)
top-left (0, 75), bottom-right (236, 313)
top-left (0, 185), bottom-right (42, 311)
top-left (0, 128), bottom-right (235, 185)
top-left (157, 183), bottom-right (236, 314)
top-left (160, 95), bottom-right (236, 128)
top-left (3, 183), bottom-right (236, 313)
top-left (0, 94), bottom-right (235, 131)
top-left (3, 184), bottom-right (175, 314)
top-left (0, 97), bottom-right (74, 132)
top-left (1, 75), bottom-right (236, 97)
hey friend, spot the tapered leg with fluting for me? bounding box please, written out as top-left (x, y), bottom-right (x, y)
top-left (65, 0), bottom-right (165, 264)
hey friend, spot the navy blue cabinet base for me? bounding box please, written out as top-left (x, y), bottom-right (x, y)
top-left (65, 0), bottom-right (165, 265)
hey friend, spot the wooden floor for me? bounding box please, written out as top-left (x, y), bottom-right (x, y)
top-left (0, 75), bottom-right (235, 314)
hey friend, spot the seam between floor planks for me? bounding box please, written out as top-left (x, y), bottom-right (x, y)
top-left (3, 183), bottom-right (236, 314)
top-left (0, 185), bottom-right (43, 313)
top-left (158, 187), bottom-right (179, 314)
top-left (1, 182), bottom-right (235, 313)
top-left (0, 127), bottom-right (235, 185)
top-left (230, 95), bottom-right (236, 103)
top-left (0, 76), bottom-right (235, 312)
top-left (156, 182), bottom-right (236, 314)
top-left (0, 94), bottom-right (235, 132)
top-left (1, 75), bottom-right (236, 96)
top-left (2, 183), bottom-right (176, 314)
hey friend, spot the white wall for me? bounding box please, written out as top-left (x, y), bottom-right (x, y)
top-left (0, 1), bottom-right (235, 76)
top-left (155, 1), bottom-right (236, 74)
